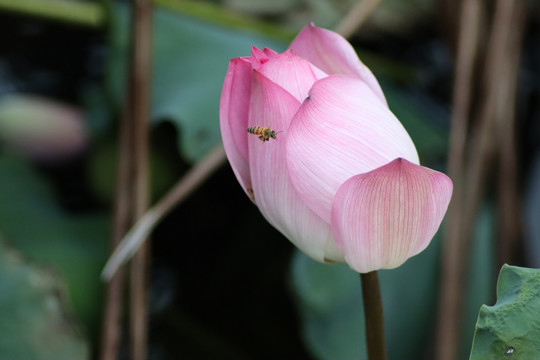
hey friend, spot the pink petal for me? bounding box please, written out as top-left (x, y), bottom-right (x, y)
top-left (263, 47), bottom-right (279, 58)
top-left (289, 23), bottom-right (386, 104)
top-left (0, 95), bottom-right (87, 162)
top-left (258, 49), bottom-right (327, 102)
top-left (286, 75), bottom-right (419, 222)
top-left (220, 57), bottom-right (253, 196)
top-left (248, 71), bottom-right (344, 262)
top-left (250, 46), bottom-right (270, 70)
top-left (331, 158), bottom-right (453, 273)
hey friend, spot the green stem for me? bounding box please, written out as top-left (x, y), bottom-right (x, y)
top-left (0, 0), bottom-right (104, 27)
top-left (361, 271), bottom-right (388, 360)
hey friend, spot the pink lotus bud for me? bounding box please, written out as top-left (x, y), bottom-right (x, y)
top-left (220, 24), bottom-right (452, 271)
top-left (0, 95), bottom-right (87, 162)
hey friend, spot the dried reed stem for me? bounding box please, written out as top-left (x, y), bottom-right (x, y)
top-left (129, 0), bottom-right (153, 359)
top-left (335, 0), bottom-right (383, 38)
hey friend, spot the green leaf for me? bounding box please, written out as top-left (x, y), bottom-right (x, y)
top-left (0, 156), bottom-right (109, 338)
top-left (107, 3), bottom-right (287, 162)
top-left (460, 204), bottom-right (497, 358)
top-left (155, 0), bottom-right (296, 42)
top-left (0, 240), bottom-right (89, 360)
top-left (291, 255), bottom-right (367, 360)
top-left (291, 204), bottom-right (496, 359)
top-left (0, 0), bottom-right (104, 27)
top-left (469, 265), bottom-right (540, 360)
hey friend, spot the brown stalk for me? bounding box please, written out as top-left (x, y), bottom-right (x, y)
top-left (465, 0), bottom-right (525, 269)
top-left (360, 272), bottom-right (387, 360)
top-left (101, 144), bottom-right (226, 281)
top-left (495, 0), bottom-right (526, 267)
top-left (100, 98), bottom-right (134, 360)
top-left (100, 0), bottom-right (152, 359)
top-left (334, 0), bottom-right (383, 38)
top-left (435, 0), bottom-right (527, 358)
top-left (435, 0), bottom-right (482, 357)
top-left (129, 0), bottom-right (153, 359)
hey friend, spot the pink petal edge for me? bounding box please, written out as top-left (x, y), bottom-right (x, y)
top-left (330, 158), bottom-right (453, 273)
top-left (257, 49), bottom-right (327, 102)
top-left (263, 47), bottom-right (279, 58)
top-left (289, 23), bottom-right (387, 104)
top-left (250, 46), bottom-right (270, 70)
top-left (219, 57), bottom-right (253, 197)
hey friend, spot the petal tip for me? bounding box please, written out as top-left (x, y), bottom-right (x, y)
top-left (330, 159), bottom-right (453, 273)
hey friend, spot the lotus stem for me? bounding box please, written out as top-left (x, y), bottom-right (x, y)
top-left (361, 271), bottom-right (387, 360)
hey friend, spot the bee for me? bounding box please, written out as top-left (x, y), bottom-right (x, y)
top-left (247, 126), bottom-right (281, 142)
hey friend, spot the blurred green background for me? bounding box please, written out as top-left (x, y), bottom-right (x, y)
top-left (0, 0), bottom-right (538, 359)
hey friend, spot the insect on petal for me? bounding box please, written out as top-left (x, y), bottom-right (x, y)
top-left (248, 70), bottom-right (344, 263)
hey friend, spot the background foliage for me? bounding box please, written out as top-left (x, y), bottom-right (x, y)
top-left (0, 0), bottom-right (538, 359)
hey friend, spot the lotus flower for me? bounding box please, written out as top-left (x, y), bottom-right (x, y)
top-left (0, 95), bottom-right (87, 162)
top-left (220, 24), bottom-right (453, 273)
